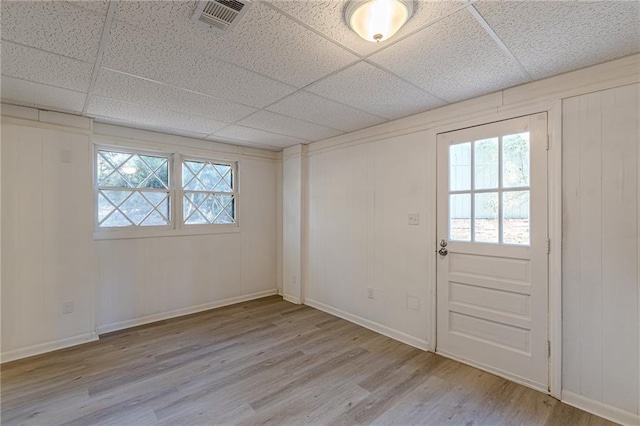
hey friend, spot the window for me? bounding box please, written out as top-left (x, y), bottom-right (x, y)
top-left (182, 159), bottom-right (236, 225)
top-left (96, 149), bottom-right (171, 228)
top-left (448, 131), bottom-right (530, 245)
top-left (95, 146), bottom-right (237, 233)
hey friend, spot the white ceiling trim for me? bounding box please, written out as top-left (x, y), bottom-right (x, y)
top-left (82, 0), bottom-right (118, 115)
top-left (466, 4), bottom-right (533, 82)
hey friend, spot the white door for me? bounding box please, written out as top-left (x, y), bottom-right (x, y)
top-left (436, 113), bottom-right (549, 392)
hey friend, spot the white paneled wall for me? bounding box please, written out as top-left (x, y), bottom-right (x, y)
top-left (306, 133), bottom-right (431, 348)
top-left (282, 145), bottom-right (304, 303)
top-left (95, 157), bottom-right (278, 333)
top-left (299, 58), bottom-right (639, 424)
top-left (562, 83), bottom-right (640, 419)
top-left (2, 121), bottom-right (95, 360)
top-left (1, 111), bottom-right (279, 359)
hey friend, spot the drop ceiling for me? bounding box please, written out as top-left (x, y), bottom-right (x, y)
top-left (1, 0), bottom-right (638, 150)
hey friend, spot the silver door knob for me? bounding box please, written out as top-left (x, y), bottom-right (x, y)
top-left (439, 248), bottom-right (448, 256)
top-left (440, 239), bottom-right (448, 248)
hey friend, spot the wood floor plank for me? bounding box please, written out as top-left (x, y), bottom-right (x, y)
top-left (1, 296), bottom-right (615, 425)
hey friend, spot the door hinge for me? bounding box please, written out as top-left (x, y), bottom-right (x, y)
top-left (546, 134), bottom-right (550, 150)
top-left (547, 340), bottom-right (551, 358)
top-left (546, 239), bottom-right (551, 254)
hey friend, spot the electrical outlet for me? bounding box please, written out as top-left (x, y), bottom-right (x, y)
top-left (367, 287), bottom-right (374, 299)
top-left (62, 301), bottom-right (73, 314)
top-left (408, 213), bottom-right (419, 225)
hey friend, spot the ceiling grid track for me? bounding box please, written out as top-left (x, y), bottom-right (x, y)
top-left (82, 0), bottom-right (119, 115)
top-left (363, 59), bottom-right (450, 104)
top-left (466, 4), bottom-right (533, 82)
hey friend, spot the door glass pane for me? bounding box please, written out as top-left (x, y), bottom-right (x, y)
top-left (503, 191), bottom-right (530, 245)
top-left (474, 192), bottom-right (499, 243)
top-left (450, 193), bottom-right (471, 242)
top-left (474, 138), bottom-right (499, 189)
top-left (449, 142), bottom-right (471, 191)
top-left (503, 132), bottom-right (530, 188)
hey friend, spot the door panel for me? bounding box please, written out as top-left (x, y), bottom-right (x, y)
top-left (436, 113), bottom-right (549, 392)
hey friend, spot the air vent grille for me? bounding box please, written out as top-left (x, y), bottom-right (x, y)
top-left (194, 0), bottom-right (250, 32)
top-left (216, 0), bottom-right (244, 12)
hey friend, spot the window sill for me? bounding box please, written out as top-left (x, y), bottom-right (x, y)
top-left (93, 225), bottom-right (240, 241)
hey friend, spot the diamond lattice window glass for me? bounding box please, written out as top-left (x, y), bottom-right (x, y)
top-left (96, 149), bottom-right (171, 228)
top-left (182, 160), bottom-right (236, 225)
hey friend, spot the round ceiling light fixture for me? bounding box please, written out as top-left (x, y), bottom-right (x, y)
top-left (345, 0), bottom-right (415, 43)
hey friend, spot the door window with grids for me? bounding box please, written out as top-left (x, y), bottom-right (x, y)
top-left (449, 132), bottom-right (530, 245)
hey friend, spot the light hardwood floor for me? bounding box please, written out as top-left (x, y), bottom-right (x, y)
top-left (1, 296), bottom-right (613, 425)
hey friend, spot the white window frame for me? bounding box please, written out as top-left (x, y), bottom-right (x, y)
top-left (178, 155), bottom-right (239, 232)
top-left (94, 144), bottom-right (175, 233)
top-left (93, 143), bottom-right (240, 240)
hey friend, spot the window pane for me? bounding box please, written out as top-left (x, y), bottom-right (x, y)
top-left (101, 210), bottom-right (133, 227)
top-left (183, 164), bottom-right (207, 191)
top-left (99, 151), bottom-right (130, 169)
top-left (449, 142), bottom-right (471, 191)
top-left (503, 191), bottom-right (530, 245)
top-left (503, 132), bottom-right (530, 188)
top-left (139, 193), bottom-right (170, 226)
top-left (474, 138), bottom-right (499, 190)
top-left (183, 161), bottom-right (233, 193)
top-left (474, 192), bottom-right (499, 243)
top-left (120, 192), bottom-right (155, 225)
top-left (213, 194), bottom-right (235, 224)
top-left (183, 192), bottom-right (235, 225)
top-left (98, 190), bottom-right (132, 226)
top-left (450, 193), bottom-right (471, 242)
top-left (97, 151), bottom-right (168, 189)
top-left (184, 192), bottom-right (208, 224)
top-left (214, 164), bottom-right (233, 192)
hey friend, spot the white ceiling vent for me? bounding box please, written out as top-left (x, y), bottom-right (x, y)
top-left (192, 0), bottom-right (251, 32)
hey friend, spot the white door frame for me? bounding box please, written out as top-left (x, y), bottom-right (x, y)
top-left (425, 100), bottom-right (562, 398)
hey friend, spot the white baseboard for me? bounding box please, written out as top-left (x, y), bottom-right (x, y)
top-left (282, 294), bottom-right (300, 304)
top-left (96, 289), bottom-right (278, 335)
top-left (305, 298), bottom-right (429, 351)
top-left (1, 332), bottom-right (98, 364)
top-left (562, 390), bottom-right (640, 426)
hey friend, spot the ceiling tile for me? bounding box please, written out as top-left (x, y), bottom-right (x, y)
top-left (93, 116), bottom-right (210, 140)
top-left (306, 61), bottom-right (445, 120)
top-left (474, 0), bottom-right (640, 80)
top-left (1, 76), bottom-right (86, 113)
top-left (212, 125), bottom-right (307, 148)
top-left (267, 91), bottom-right (387, 133)
top-left (86, 96), bottom-right (229, 135)
top-left (236, 110), bottom-right (343, 142)
top-left (369, 9), bottom-right (528, 103)
top-left (267, 91), bottom-right (387, 132)
top-left (93, 69), bottom-right (257, 123)
top-left (2, 42), bottom-right (94, 92)
top-left (115, 1), bottom-right (358, 87)
top-left (268, 0), bottom-right (465, 56)
top-left (66, 0), bottom-right (109, 16)
top-left (102, 21), bottom-right (296, 108)
top-left (1, 1), bottom-right (105, 63)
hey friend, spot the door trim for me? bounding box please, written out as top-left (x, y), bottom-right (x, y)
top-left (425, 100), bottom-right (562, 398)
